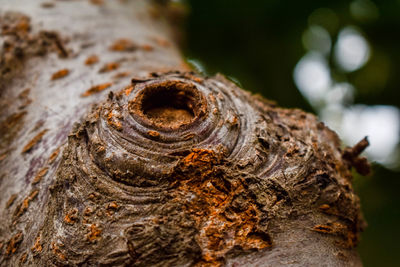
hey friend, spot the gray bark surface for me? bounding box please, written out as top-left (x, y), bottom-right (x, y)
top-left (0, 1), bottom-right (367, 266)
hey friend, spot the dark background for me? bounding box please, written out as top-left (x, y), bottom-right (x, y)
top-left (182, 0), bottom-right (400, 266)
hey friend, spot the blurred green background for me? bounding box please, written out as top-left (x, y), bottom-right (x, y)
top-left (181, 0), bottom-right (400, 266)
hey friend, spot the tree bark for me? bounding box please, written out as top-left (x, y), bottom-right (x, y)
top-left (0, 1), bottom-right (368, 266)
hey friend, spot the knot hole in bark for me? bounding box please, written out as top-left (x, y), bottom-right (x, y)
top-left (132, 80), bottom-right (207, 129)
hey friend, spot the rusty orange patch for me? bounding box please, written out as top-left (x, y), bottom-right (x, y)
top-left (22, 129), bottom-right (48, 153)
top-left (312, 222), bottom-right (348, 236)
top-left (14, 190), bottom-right (39, 219)
top-left (107, 110), bottom-right (122, 131)
top-left (85, 55), bottom-right (99, 65)
top-left (51, 242), bottom-right (66, 261)
top-left (86, 224), bottom-right (102, 242)
top-left (81, 83), bottom-right (112, 97)
top-left (5, 232), bottom-right (23, 255)
top-left (319, 204), bottom-right (330, 211)
top-left (106, 201), bottom-right (119, 216)
top-left (107, 201), bottom-right (119, 210)
top-left (51, 69), bottom-right (69, 80)
top-left (147, 130), bottom-right (160, 138)
top-left (99, 62), bottom-right (120, 73)
top-left (124, 86), bottom-right (134, 97)
top-left (313, 224), bottom-right (336, 234)
top-left (32, 167), bottom-right (49, 185)
top-left (48, 147), bottom-right (61, 164)
top-left (109, 39), bottom-right (137, 52)
top-left (64, 208), bottom-right (78, 225)
top-left (173, 149), bottom-right (271, 265)
top-left (2, 15), bottom-right (30, 35)
top-left (113, 71), bottom-right (130, 79)
top-left (31, 235), bottom-right (42, 253)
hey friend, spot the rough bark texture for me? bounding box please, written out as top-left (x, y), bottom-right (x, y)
top-left (0, 1), bottom-right (368, 266)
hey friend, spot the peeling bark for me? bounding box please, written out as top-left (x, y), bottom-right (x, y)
top-left (0, 1), bottom-right (368, 266)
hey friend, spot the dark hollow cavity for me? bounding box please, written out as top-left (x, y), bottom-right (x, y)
top-left (136, 82), bottom-right (204, 129)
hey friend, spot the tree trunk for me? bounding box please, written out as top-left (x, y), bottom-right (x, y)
top-left (0, 1), bottom-right (368, 266)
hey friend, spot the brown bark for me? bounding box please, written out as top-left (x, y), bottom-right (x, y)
top-left (0, 1), bottom-right (368, 266)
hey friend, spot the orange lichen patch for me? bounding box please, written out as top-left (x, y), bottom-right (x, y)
top-left (15, 18), bottom-right (30, 33)
top-left (106, 201), bottom-right (119, 216)
top-left (229, 115), bottom-right (238, 126)
top-left (51, 242), bottom-right (66, 261)
top-left (107, 201), bottom-right (119, 210)
top-left (86, 224), bottom-right (102, 242)
top-left (21, 129), bottom-right (48, 153)
top-left (31, 235), bottom-right (42, 253)
top-left (312, 224), bottom-right (336, 234)
top-left (179, 149), bottom-right (219, 170)
top-left (147, 130), bottom-right (160, 138)
top-left (6, 194), bottom-right (17, 208)
top-left (85, 54), bottom-right (99, 65)
top-left (113, 71), bottom-right (130, 79)
top-left (14, 190), bottom-right (39, 219)
top-left (81, 82), bottom-right (112, 97)
top-left (48, 147), bottom-right (61, 164)
top-left (51, 69), bottom-right (69, 80)
top-left (319, 204), bottom-right (330, 211)
top-left (193, 76), bottom-right (203, 83)
top-left (64, 208), bottom-right (79, 225)
top-left (20, 253), bottom-right (28, 263)
top-left (107, 110), bottom-right (122, 131)
top-left (99, 62), bottom-right (120, 73)
top-left (109, 38), bottom-right (137, 52)
top-left (88, 192), bottom-right (100, 201)
top-left (0, 153), bottom-right (6, 161)
top-left (173, 149), bottom-right (271, 265)
top-left (2, 15), bottom-right (30, 35)
top-left (141, 44), bottom-right (154, 51)
top-left (5, 232), bottom-right (23, 255)
top-left (124, 86), bottom-right (134, 96)
top-left (312, 222), bottom-right (348, 235)
top-left (32, 167), bottom-right (49, 185)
